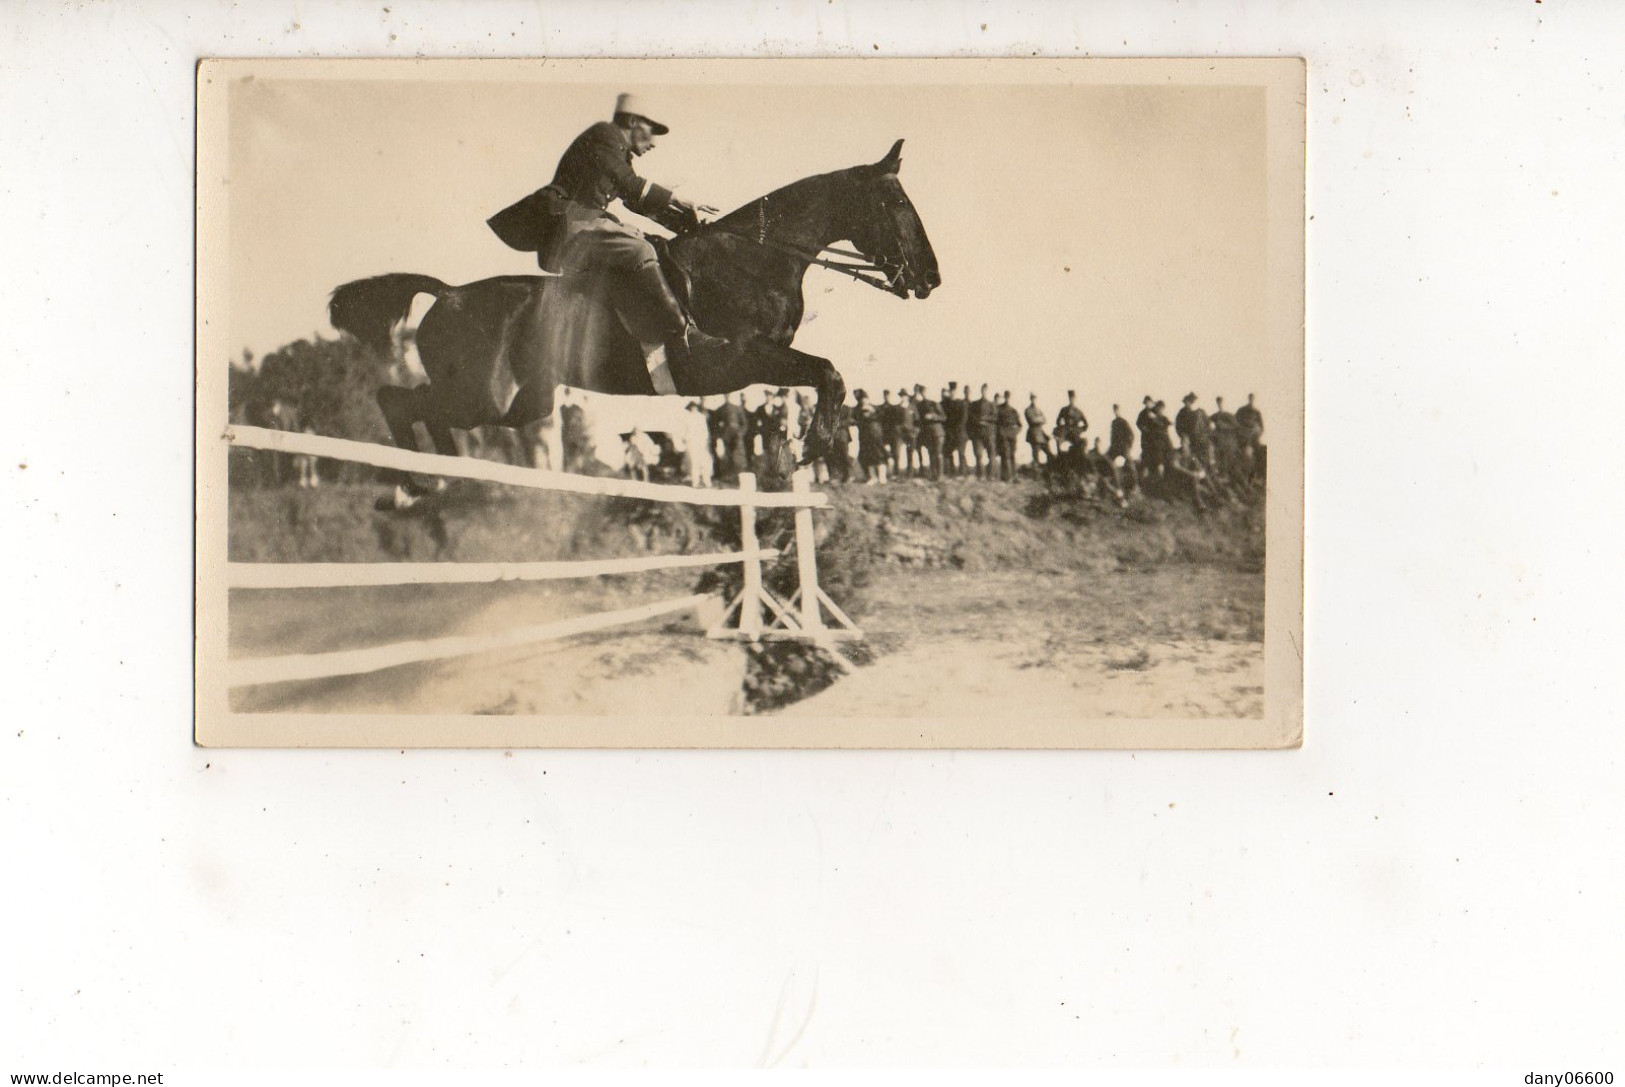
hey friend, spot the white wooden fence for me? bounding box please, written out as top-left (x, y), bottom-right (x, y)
top-left (224, 425), bottom-right (860, 689)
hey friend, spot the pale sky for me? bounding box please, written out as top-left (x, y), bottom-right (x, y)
top-left (223, 62), bottom-right (1283, 446)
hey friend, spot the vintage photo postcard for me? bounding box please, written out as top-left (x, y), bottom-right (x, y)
top-left (195, 57), bottom-right (1304, 748)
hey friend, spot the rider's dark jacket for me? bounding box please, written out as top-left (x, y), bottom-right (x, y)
top-left (488, 122), bottom-right (679, 271)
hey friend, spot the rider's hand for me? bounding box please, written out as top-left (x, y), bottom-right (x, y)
top-left (670, 198), bottom-right (701, 230)
top-left (675, 198), bottom-right (718, 223)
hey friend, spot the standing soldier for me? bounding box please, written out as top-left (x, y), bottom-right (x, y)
top-left (896, 387), bottom-right (921, 478)
top-left (789, 391), bottom-right (816, 465)
top-left (745, 391), bottom-right (767, 462)
top-left (1135, 396), bottom-right (1157, 480)
top-left (1210, 395), bottom-right (1240, 482)
top-left (824, 395), bottom-right (854, 484)
top-left (1235, 392), bottom-right (1264, 479)
top-left (942, 381), bottom-right (968, 477)
top-left (1024, 392), bottom-right (1053, 467)
top-left (762, 388), bottom-right (792, 474)
top-left (715, 392), bottom-right (747, 482)
top-left (1176, 391), bottom-right (1213, 473)
top-left (853, 389), bottom-right (888, 484)
top-left (1175, 392), bottom-right (1201, 452)
top-left (682, 400), bottom-right (714, 488)
top-left (1054, 390), bottom-right (1088, 453)
top-left (917, 388), bottom-right (947, 481)
top-left (559, 389), bottom-right (591, 474)
top-left (1145, 399), bottom-right (1174, 479)
top-left (878, 389), bottom-right (905, 478)
top-left (1107, 403), bottom-right (1136, 475)
top-left (1189, 396), bottom-right (1213, 474)
top-left (996, 390), bottom-right (1023, 482)
top-left (969, 383), bottom-right (997, 480)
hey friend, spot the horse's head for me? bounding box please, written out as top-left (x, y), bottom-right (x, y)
top-left (841, 140), bottom-right (940, 299)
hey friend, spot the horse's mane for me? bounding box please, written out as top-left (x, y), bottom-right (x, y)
top-left (707, 164), bottom-right (862, 233)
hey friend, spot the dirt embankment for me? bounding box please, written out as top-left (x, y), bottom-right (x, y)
top-left (227, 476), bottom-right (1265, 717)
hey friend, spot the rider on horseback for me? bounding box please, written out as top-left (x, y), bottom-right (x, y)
top-left (488, 93), bottom-right (730, 386)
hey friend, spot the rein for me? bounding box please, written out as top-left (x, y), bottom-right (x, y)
top-left (701, 197), bottom-right (912, 296)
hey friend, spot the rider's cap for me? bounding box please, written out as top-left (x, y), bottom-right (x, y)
top-left (614, 93), bottom-right (669, 135)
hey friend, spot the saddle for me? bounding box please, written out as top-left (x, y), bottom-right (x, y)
top-left (649, 235), bottom-right (697, 321)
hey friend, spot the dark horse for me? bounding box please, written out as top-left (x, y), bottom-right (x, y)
top-left (327, 140), bottom-right (939, 486)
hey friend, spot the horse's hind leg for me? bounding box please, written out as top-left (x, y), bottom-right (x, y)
top-left (498, 380), bottom-right (557, 431)
top-left (378, 385), bottom-right (425, 455)
top-left (377, 384), bottom-right (456, 497)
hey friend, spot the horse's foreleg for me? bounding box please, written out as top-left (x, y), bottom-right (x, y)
top-left (738, 343), bottom-right (846, 466)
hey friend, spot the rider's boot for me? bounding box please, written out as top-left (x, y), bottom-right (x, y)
top-left (627, 261), bottom-right (730, 371)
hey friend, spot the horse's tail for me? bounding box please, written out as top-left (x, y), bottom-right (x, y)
top-left (328, 273), bottom-right (448, 355)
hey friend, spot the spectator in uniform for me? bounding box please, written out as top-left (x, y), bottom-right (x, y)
top-left (823, 396), bottom-right (854, 483)
top-left (1135, 396), bottom-right (1157, 480)
top-left (1235, 392), bottom-right (1264, 479)
top-left (1024, 393), bottom-right (1053, 467)
top-left (1054, 390), bottom-right (1088, 453)
top-left (917, 387), bottom-right (947, 481)
top-left (1175, 392), bottom-right (1201, 452)
top-left (853, 389), bottom-right (888, 484)
top-left (761, 388), bottom-right (792, 474)
top-left (714, 392), bottom-right (748, 482)
top-left (968, 384), bottom-right (997, 480)
top-left (789, 391), bottom-right (815, 465)
top-left (995, 390), bottom-right (1023, 482)
top-left (895, 387), bottom-right (921, 478)
top-left (1145, 399), bottom-right (1174, 479)
top-left (1210, 396), bottom-right (1240, 482)
top-left (560, 389), bottom-right (592, 474)
top-left (681, 399), bottom-right (713, 488)
top-left (942, 381), bottom-right (967, 476)
top-left (1107, 403), bottom-right (1135, 464)
top-left (878, 389), bottom-right (905, 477)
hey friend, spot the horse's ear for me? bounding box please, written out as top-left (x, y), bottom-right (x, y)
top-left (876, 139), bottom-right (904, 174)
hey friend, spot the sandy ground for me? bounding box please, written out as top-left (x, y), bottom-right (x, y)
top-left (227, 564), bottom-right (1261, 720)
top-left (781, 567), bottom-right (1261, 719)
top-left (228, 578), bottom-right (747, 717)
top-left (785, 638), bottom-right (1260, 719)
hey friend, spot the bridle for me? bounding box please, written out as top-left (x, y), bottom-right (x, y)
top-left (708, 195), bottom-right (917, 297)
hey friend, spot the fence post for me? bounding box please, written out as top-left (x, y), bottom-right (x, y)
top-left (737, 472), bottom-right (763, 639)
top-left (791, 469), bottom-right (825, 632)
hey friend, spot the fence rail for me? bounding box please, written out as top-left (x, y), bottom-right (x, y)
top-left (226, 425), bottom-right (827, 509)
top-left (229, 593), bottom-right (711, 689)
top-left (227, 549), bottom-right (781, 590)
top-left (222, 423), bottom-right (860, 690)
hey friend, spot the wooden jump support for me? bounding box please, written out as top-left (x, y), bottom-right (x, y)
top-left (223, 425), bottom-right (861, 688)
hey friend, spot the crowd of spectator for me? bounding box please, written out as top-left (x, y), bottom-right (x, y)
top-left (237, 380), bottom-right (1266, 513)
top-left (631, 384), bottom-right (1268, 509)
